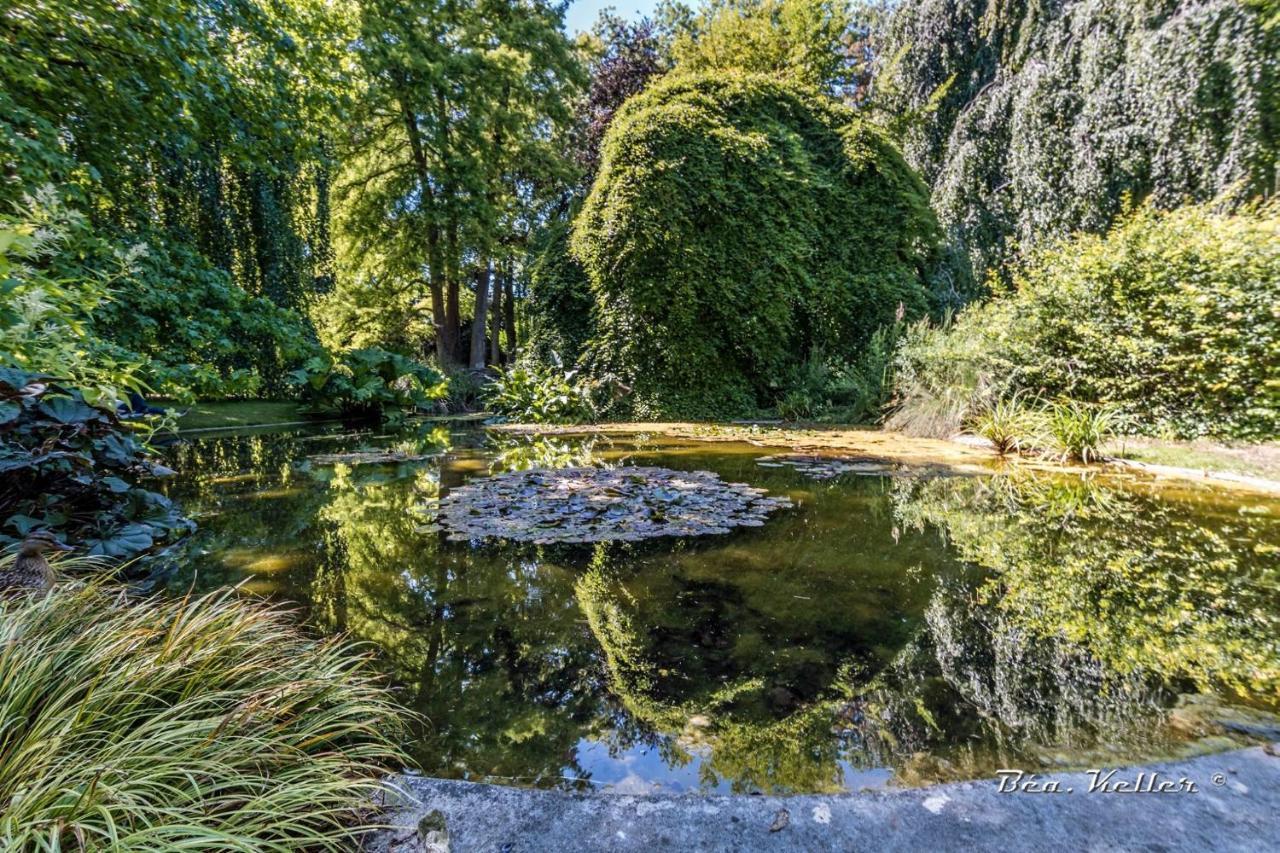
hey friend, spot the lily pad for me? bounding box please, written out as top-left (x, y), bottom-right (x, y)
top-left (756, 454), bottom-right (903, 480)
top-left (436, 466), bottom-right (792, 544)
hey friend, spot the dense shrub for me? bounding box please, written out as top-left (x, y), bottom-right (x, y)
top-left (0, 368), bottom-right (192, 558)
top-left (288, 347), bottom-right (447, 420)
top-left (0, 581), bottom-right (405, 850)
top-left (485, 360), bottom-right (596, 424)
top-left (571, 72), bottom-right (947, 419)
top-left (890, 202), bottom-right (1280, 440)
top-left (1, 188), bottom-right (316, 404)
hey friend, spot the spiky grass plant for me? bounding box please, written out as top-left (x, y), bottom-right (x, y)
top-left (967, 392), bottom-right (1040, 455)
top-left (1043, 399), bottom-right (1123, 463)
top-left (0, 572), bottom-right (406, 851)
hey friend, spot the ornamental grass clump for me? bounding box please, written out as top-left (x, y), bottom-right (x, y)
top-left (1042, 399), bottom-right (1123, 464)
top-left (968, 392), bottom-right (1040, 456)
top-left (0, 577), bottom-right (406, 851)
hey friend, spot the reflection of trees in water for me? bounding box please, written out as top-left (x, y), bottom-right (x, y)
top-left (309, 462), bottom-right (606, 787)
top-left (576, 472), bottom-right (1279, 790)
top-left (894, 473), bottom-right (1280, 702)
top-left (161, 431), bottom-right (1280, 791)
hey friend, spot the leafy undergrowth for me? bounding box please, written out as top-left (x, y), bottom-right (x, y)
top-left (0, 578), bottom-right (406, 851)
top-left (1, 368), bottom-right (192, 557)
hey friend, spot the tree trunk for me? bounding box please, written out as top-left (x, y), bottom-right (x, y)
top-left (444, 210), bottom-right (461, 364)
top-left (397, 92), bottom-right (451, 368)
top-left (503, 257), bottom-right (516, 354)
top-left (489, 264), bottom-right (504, 365)
top-left (469, 262), bottom-right (491, 370)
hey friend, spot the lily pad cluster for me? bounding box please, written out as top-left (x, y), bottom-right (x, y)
top-left (308, 450), bottom-right (438, 467)
top-left (756, 454), bottom-right (902, 480)
top-left (437, 466), bottom-right (791, 544)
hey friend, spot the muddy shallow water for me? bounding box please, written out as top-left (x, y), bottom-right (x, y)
top-left (155, 421), bottom-right (1280, 794)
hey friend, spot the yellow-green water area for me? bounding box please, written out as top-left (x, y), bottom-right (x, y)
top-left (151, 423), bottom-right (1280, 794)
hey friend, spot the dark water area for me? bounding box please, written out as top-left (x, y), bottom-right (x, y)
top-left (154, 421), bottom-right (1280, 794)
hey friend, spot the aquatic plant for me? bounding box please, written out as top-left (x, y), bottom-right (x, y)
top-left (437, 466), bottom-right (791, 543)
top-left (0, 580), bottom-right (406, 850)
top-left (756, 454), bottom-right (902, 479)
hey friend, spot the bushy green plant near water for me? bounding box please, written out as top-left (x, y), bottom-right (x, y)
top-left (0, 368), bottom-right (192, 558)
top-left (1, 188), bottom-right (316, 404)
top-left (890, 202), bottom-right (1280, 440)
top-left (774, 315), bottom-right (906, 423)
top-left (486, 359), bottom-right (596, 424)
top-left (572, 72), bottom-right (948, 419)
top-left (289, 347), bottom-right (447, 421)
top-left (1041, 399), bottom-right (1123, 464)
top-left (968, 392), bottom-right (1040, 456)
top-left (0, 578), bottom-right (405, 851)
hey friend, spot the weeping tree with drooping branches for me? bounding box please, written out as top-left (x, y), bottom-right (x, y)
top-left (874, 0), bottom-right (1279, 281)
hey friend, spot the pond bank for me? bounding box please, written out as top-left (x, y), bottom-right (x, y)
top-left (489, 422), bottom-right (1280, 496)
top-left (367, 745), bottom-right (1280, 852)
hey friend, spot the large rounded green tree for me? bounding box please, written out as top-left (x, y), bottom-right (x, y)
top-left (571, 73), bottom-right (945, 418)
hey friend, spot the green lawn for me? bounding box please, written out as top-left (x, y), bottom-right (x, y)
top-left (1106, 437), bottom-right (1280, 482)
top-left (176, 401), bottom-right (312, 431)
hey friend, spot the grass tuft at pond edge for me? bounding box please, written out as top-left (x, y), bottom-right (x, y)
top-left (0, 576), bottom-right (407, 851)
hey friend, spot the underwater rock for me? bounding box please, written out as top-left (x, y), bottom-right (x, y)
top-left (436, 466), bottom-right (792, 544)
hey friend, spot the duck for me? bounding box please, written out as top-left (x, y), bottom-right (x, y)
top-left (1, 531), bottom-right (73, 592)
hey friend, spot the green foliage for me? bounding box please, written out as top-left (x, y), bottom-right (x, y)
top-left (94, 236), bottom-right (318, 400)
top-left (573, 72), bottom-right (945, 419)
top-left (0, 368), bottom-right (193, 558)
top-left (1041, 399), bottom-right (1123, 464)
top-left (2, 187), bottom-right (317, 404)
top-left (668, 0), bottom-right (866, 95)
top-left (0, 580), bottom-right (405, 850)
top-left (891, 202), bottom-right (1280, 440)
top-left (875, 0), bottom-right (1278, 279)
top-left (485, 360), bottom-right (597, 424)
top-left (339, 0), bottom-right (585, 366)
top-left (1, 0), bottom-right (350, 325)
top-left (525, 217), bottom-right (596, 365)
top-left (0, 189), bottom-right (148, 409)
top-left (288, 348), bottom-right (447, 420)
top-left (968, 392), bottom-right (1039, 455)
top-left (772, 318), bottom-right (902, 422)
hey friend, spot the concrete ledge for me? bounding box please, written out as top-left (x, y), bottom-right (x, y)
top-left (367, 745), bottom-right (1280, 852)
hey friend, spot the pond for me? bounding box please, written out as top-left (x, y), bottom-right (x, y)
top-left (154, 420), bottom-right (1280, 794)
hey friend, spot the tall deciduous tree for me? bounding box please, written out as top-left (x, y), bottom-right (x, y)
top-left (340, 0), bottom-right (582, 368)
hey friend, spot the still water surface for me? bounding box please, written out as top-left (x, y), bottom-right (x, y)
top-left (157, 421), bottom-right (1280, 793)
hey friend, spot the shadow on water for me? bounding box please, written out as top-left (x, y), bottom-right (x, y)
top-left (154, 424), bottom-right (1280, 793)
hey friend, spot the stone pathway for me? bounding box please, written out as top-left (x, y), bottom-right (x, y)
top-left (365, 745), bottom-right (1280, 852)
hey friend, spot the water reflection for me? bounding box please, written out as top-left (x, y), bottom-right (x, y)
top-left (157, 425), bottom-right (1280, 793)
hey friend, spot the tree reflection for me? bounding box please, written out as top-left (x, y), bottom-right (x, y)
top-left (158, 428), bottom-right (1280, 792)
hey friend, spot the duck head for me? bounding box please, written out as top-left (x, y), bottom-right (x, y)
top-left (18, 531), bottom-right (75, 557)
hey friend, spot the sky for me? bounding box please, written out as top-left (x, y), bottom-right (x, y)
top-left (562, 0), bottom-right (663, 35)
